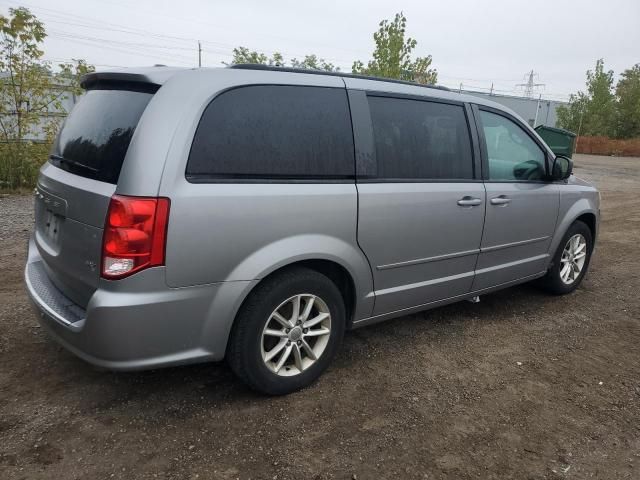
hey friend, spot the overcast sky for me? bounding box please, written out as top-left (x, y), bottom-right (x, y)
top-left (1, 0), bottom-right (638, 101)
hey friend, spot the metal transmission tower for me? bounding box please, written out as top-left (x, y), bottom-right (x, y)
top-left (516, 70), bottom-right (545, 98)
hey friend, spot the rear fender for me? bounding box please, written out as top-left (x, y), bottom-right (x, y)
top-left (225, 233), bottom-right (374, 320)
top-left (199, 234), bottom-right (375, 358)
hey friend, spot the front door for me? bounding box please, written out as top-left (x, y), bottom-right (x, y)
top-left (473, 107), bottom-right (560, 290)
top-left (355, 93), bottom-right (485, 315)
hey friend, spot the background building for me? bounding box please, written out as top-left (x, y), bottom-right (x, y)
top-left (0, 72), bottom-right (77, 143)
top-left (463, 89), bottom-right (567, 128)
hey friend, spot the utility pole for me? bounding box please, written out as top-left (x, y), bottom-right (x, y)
top-left (198, 41), bottom-right (202, 67)
top-left (533, 93), bottom-right (542, 127)
top-left (516, 70), bottom-right (545, 98)
top-left (575, 105), bottom-right (585, 154)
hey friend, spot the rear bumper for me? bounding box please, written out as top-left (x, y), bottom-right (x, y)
top-left (25, 236), bottom-right (253, 370)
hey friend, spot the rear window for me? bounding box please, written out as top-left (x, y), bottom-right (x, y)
top-left (186, 85), bottom-right (354, 180)
top-left (368, 96), bottom-right (474, 180)
top-left (50, 88), bottom-right (153, 184)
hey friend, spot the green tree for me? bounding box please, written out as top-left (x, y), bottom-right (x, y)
top-left (230, 47), bottom-right (338, 71)
top-left (42, 58), bottom-right (95, 140)
top-left (230, 46), bottom-right (284, 66)
top-left (352, 12), bottom-right (437, 84)
top-left (290, 54), bottom-right (337, 72)
top-left (557, 59), bottom-right (615, 136)
top-left (556, 93), bottom-right (587, 134)
top-left (0, 7), bottom-right (94, 189)
top-left (615, 64), bottom-right (640, 139)
top-left (57, 58), bottom-right (95, 97)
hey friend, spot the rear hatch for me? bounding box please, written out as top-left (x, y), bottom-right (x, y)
top-left (35, 83), bottom-right (155, 307)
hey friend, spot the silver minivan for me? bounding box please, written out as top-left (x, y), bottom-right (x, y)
top-left (25, 65), bottom-right (600, 394)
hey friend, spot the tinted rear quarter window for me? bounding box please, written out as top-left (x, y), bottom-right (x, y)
top-left (186, 85), bottom-right (354, 180)
top-left (51, 89), bottom-right (153, 184)
top-left (368, 96), bottom-right (474, 180)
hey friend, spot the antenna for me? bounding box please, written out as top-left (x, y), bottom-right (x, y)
top-left (516, 70), bottom-right (545, 98)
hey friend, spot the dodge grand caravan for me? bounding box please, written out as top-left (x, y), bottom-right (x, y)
top-left (25, 65), bottom-right (600, 395)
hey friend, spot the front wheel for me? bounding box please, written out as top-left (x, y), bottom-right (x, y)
top-left (539, 220), bottom-right (593, 295)
top-left (227, 267), bottom-right (345, 395)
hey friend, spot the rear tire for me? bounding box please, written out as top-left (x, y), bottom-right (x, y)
top-left (538, 220), bottom-right (593, 295)
top-left (227, 267), bottom-right (345, 395)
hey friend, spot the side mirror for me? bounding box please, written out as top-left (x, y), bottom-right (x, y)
top-left (551, 155), bottom-right (573, 181)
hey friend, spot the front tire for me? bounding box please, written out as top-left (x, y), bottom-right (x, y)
top-left (539, 220), bottom-right (593, 295)
top-left (227, 267), bottom-right (346, 395)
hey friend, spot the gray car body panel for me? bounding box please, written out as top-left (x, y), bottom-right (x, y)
top-left (34, 164), bottom-right (115, 306)
top-left (472, 182), bottom-right (560, 290)
top-left (25, 66), bottom-right (599, 370)
top-left (357, 182), bottom-right (486, 315)
top-left (27, 237), bottom-right (253, 367)
top-left (548, 175), bottom-right (600, 256)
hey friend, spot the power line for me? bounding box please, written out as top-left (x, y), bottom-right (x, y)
top-left (46, 29), bottom-right (237, 67)
top-left (50, 36), bottom-right (195, 66)
top-left (0, 1), bottom-right (201, 44)
top-left (47, 30), bottom-right (197, 52)
top-left (0, 0), bottom-right (357, 66)
top-left (99, 0), bottom-right (371, 58)
top-left (44, 57), bottom-right (128, 68)
top-left (437, 74), bottom-right (524, 83)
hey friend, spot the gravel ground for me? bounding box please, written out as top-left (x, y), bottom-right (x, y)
top-left (1, 154), bottom-right (639, 480)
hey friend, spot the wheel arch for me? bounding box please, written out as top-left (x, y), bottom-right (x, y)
top-left (212, 257), bottom-right (364, 359)
top-left (253, 259), bottom-right (358, 328)
top-left (575, 212), bottom-right (597, 243)
top-left (203, 235), bottom-right (375, 358)
top-left (225, 234), bottom-right (372, 314)
top-left (548, 199), bottom-right (598, 266)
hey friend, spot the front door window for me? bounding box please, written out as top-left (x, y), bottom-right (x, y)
top-left (480, 110), bottom-right (546, 181)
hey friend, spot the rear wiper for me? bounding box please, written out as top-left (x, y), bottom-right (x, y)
top-left (49, 154), bottom-right (99, 173)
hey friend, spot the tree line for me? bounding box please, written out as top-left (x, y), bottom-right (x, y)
top-left (228, 12), bottom-right (438, 85)
top-left (557, 59), bottom-right (640, 139)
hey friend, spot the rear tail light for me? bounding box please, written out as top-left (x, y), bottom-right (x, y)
top-left (101, 195), bottom-right (170, 279)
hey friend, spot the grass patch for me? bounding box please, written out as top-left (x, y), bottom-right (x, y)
top-left (0, 142), bottom-right (51, 192)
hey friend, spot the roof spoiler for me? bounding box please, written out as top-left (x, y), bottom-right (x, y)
top-left (80, 72), bottom-right (161, 92)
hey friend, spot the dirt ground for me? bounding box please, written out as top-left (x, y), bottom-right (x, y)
top-left (1, 154), bottom-right (639, 480)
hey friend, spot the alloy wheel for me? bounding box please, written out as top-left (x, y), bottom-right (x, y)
top-left (260, 294), bottom-right (332, 376)
top-left (559, 233), bottom-right (587, 285)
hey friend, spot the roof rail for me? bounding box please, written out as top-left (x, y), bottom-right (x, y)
top-left (228, 64), bottom-right (450, 91)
